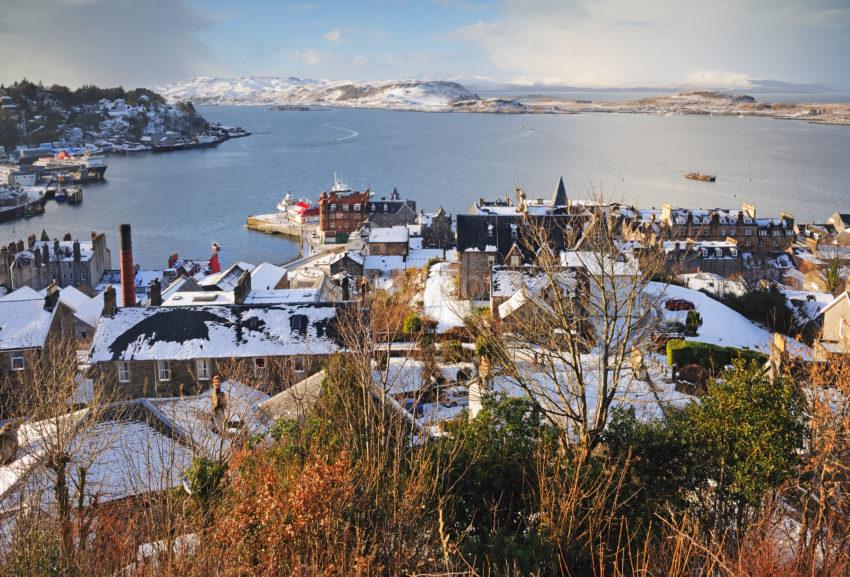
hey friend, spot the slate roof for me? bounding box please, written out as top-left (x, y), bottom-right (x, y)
top-left (456, 213), bottom-right (585, 260)
top-left (0, 289), bottom-right (54, 350)
top-left (89, 303), bottom-right (344, 362)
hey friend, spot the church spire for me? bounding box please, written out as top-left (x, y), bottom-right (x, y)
top-left (552, 176), bottom-right (567, 207)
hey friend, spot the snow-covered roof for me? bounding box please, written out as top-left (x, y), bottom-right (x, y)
top-left (73, 292), bottom-right (104, 329)
top-left (198, 262), bottom-right (255, 291)
top-left (404, 248), bottom-right (444, 270)
top-left (250, 262), bottom-right (286, 290)
top-left (364, 255), bottom-right (405, 272)
top-left (37, 285), bottom-right (89, 311)
top-left (243, 288), bottom-right (322, 304)
top-left (372, 357), bottom-right (475, 396)
top-left (0, 295), bottom-right (54, 351)
top-left (368, 225), bottom-right (408, 244)
top-left (89, 303), bottom-right (343, 362)
top-left (0, 286), bottom-right (42, 302)
top-left (162, 291), bottom-right (235, 306)
top-left (147, 379), bottom-right (270, 457)
top-left (491, 265), bottom-right (578, 299)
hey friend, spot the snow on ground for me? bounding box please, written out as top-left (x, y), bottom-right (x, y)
top-left (157, 76), bottom-right (478, 111)
top-left (647, 282), bottom-right (812, 358)
top-left (423, 262), bottom-right (470, 333)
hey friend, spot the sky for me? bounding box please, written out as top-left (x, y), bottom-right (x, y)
top-left (0, 0), bottom-right (849, 88)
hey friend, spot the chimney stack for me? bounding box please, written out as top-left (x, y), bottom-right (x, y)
top-left (149, 278), bottom-right (162, 306)
top-left (44, 281), bottom-right (59, 311)
top-left (102, 285), bottom-right (117, 317)
top-left (233, 270), bottom-right (251, 304)
top-left (72, 240), bottom-right (81, 262)
top-left (27, 234), bottom-right (36, 249)
top-left (119, 224), bottom-right (136, 307)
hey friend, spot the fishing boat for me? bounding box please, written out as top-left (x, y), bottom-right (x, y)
top-left (684, 172), bottom-right (716, 182)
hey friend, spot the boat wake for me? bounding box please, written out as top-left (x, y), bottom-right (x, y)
top-left (324, 124), bottom-right (359, 141)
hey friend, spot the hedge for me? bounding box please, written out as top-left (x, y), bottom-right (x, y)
top-left (666, 339), bottom-right (766, 371)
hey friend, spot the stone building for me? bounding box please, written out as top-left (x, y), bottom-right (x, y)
top-left (0, 231), bottom-right (111, 292)
top-left (88, 300), bottom-right (345, 399)
top-left (662, 240), bottom-right (744, 277)
top-left (419, 207), bottom-right (454, 249)
top-left (621, 203), bottom-right (795, 253)
top-left (367, 225), bottom-right (409, 256)
top-left (364, 188), bottom-right (417, 227)
top-left (815, 291), bottom-right (850, 359)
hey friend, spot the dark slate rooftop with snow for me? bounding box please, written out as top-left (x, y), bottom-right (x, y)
top-left (89, 303), bottom-right (343, 362)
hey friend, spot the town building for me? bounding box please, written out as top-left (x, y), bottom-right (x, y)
top-left (367, 225), bottom-right (410, 256)
top-left (620, 203), bottom-right (795, 253)
top-left (0, 231), bottom-right (111, 292)
top-left (88, 299), bottom-right (345, 399)
top-left (662, 240), bottom-right (744, 277)
top-left (815, 291), bottom-right (850, 359)
top-left (418, 207), bottom-right (454, 249)
top-left (364, 188), bottom-right (417, 227)
top-left (455, 179), bottom-right (587, 299)
top-left (318, 179), bottom-right (371, 243)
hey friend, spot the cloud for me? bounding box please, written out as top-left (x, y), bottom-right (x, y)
top-left (434, 0), bottom-right (850, 86)
top-left (323, 29), bottom-right (343, 43)
top-left (352, 54), bottom-right (369, 68)
top-left (0, 0), bottom-right (222, 87)
top-left (290, 48), bottom-right (328, 66)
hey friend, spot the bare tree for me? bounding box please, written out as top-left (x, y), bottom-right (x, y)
top-left (464, 201), bottom-right (667, 453)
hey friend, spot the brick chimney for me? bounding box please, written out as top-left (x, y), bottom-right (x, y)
top-left (102, 285), bottom-right (117, 317)
top-left (72, 240), bottom-right (81, 262)
top-left (149, 278), bottom-right (162, 306)
top-left (15, 240), bottom-right (23, 253)
top-left (119, 224), bottom-right (136, 307)
top-left (27, 234), bottom-right (36, 249)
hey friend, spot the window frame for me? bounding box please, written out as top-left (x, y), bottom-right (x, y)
top-left (10, 351), bottom-right (25, 371)
top-left (196, 358), bottom-right (211, 381)
top-left (117, 360), bottom-right (131, 383)
top-left (157, 360), bottom-right (171, 382)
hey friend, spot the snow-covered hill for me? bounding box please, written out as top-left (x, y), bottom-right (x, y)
top-left (156, 76), bottom-right (480, 111)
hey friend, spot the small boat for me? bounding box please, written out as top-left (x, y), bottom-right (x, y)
top-left (55, 181), bottom-right (66, 203)
top-left (685, 172), bottom-right (716, 182)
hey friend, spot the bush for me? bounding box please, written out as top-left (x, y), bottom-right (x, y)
top-left (666, 339), bottom-right (766, 371)
top-left (723, 287), bottom-right (799, 335)
top-left (442, 339), bottom-right (466, 362)
top-left (685, 310), bottom-right (703, 335)
top-left (402, 312), bottom-right (422, 334)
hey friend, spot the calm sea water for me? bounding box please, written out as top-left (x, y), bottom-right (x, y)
top-left (1, 105), bottom-right (848, 268)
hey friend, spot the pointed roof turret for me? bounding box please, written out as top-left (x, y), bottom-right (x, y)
top-left (40, 229), bottom-right (49, 242)
top-left (552, 176), bottom-right (567, 207)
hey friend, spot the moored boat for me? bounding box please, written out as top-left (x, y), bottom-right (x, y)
top-left (684, 172), bottom-right (716, 182)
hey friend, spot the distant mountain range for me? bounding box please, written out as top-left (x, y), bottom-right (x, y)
top-left (156, 76), bottom-right (479, 111)
top-left (466, 78), bottom-right (842, 95)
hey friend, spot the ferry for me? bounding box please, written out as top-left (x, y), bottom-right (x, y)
top-left (277, 193), bottom-right (320, 224)
top-left (32, 151), bottom-right (107, 181)
top-left (151, 134), bottom-right (220, 153)
top-left (684, 172), bottom-right (716, 182)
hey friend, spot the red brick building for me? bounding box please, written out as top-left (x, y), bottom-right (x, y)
top-left (318, 186), bottom-right (371, 242)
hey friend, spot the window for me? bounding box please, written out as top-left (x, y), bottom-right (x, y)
top-left (157, 360), bottom-right (170, 382)
top-left (254, 357), bottom-right (266, 369)
top-left (293, 356), bottom-right (305, 374)
top-left (353, 203), bottom-right (361, 211)
top-left (330, 204), bottom-right (336, 211)
top-left (196, 358), bottom-right (211, 381)
top-left (117, 361), bottom-right (130, 383)
top-left (343, 204), bottom-right (349, 211)
top-left (728, 229), bottom-right (736, 236)
top-left (510, 255), bottom-right (521, 266)
top-left (715, 248), bottom-right (723, 258)
top-left (370, 204), bottom-right (376, 211)
top-left (290, 314), bottom-right (309, 335)
top-left (81, 272), bottom-right (86, 281)
top-left (80, 330), bottom-right (87, 339)
top-left (10, 351), bottom-right (25, 371)
top-left (730, 248), bottom-right (738, 257)
top-left (336, 212), bottom-right (343, 219)
top-left (719, 228), bottom-right (726, 237)
top-left (701, 248), bottom-right (709, 258)
top-left (744, 228), bottom-right (753, 236)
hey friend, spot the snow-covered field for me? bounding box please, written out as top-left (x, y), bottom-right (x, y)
top-left (157, 76), bottom-right (479, 111)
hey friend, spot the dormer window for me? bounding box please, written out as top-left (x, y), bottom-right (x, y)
top-left (701, 248), bottom-right (709, 258)
top-left (487, 223), bottom-right (494, 238)
top-left (510, 223), bottom-right (518, 240)
top-left (330, 204), bottom-right (336, 211)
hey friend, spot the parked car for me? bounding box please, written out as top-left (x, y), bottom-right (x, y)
top-left (665, 298), bottom-right (695, 311)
